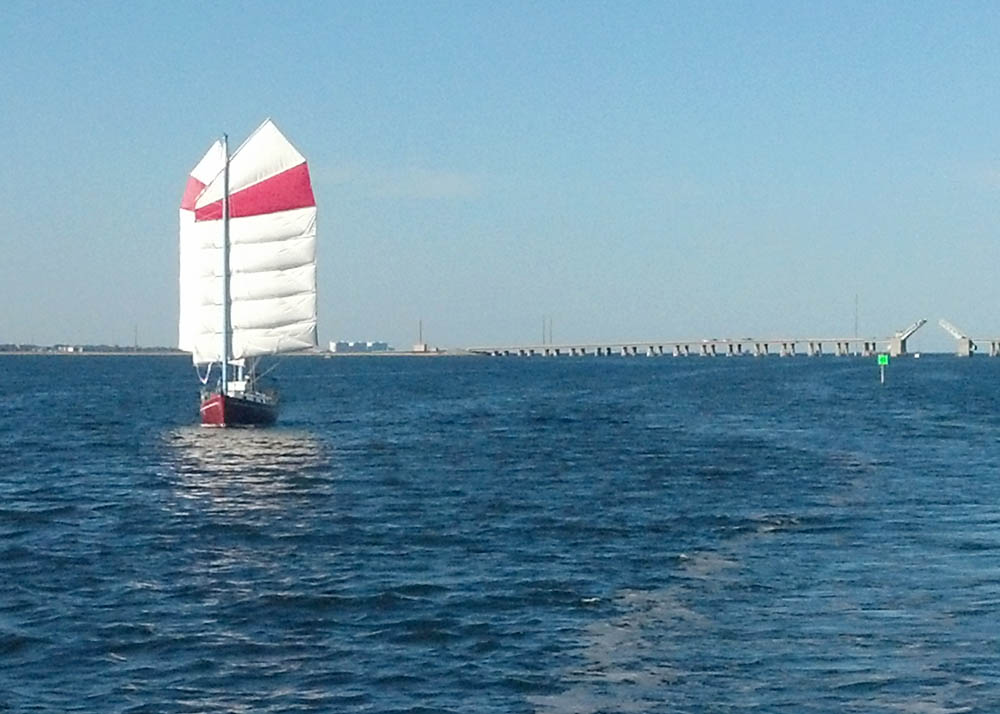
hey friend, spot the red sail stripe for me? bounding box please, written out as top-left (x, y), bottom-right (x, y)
top-left (180, 176), bottom-right (206, 211)
top-left (194, 163), bottom-right (316, 221)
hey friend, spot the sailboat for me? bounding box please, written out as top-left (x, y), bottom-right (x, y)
top-left (178, 119), bottom-right (317, 427)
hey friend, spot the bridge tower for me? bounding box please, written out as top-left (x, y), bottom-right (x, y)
top-left (888, 319), bottom-right (927, 357)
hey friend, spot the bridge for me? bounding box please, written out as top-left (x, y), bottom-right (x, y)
top-left (937, 319), bottom-right (1000, 357)
top-left (939, 320), bottom-right (975, 357)
top-left (467, 320), bottom-right (928, 358)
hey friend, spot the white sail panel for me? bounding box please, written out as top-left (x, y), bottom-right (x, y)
top-left (230, 264), bottom-right (315, 301)
top-left (231, 293), bottom-right (316, 331)
top-left (187, 332), bottom-right (224, 365)
top-left (179, 207), bottom-right (222, 360)
top-left (229, 206), bottom-right (315, 246)
top-left (185, 268), bottom-right (314, 315)
top-left (231, 321), bottom-right (317, 360)
top-left (189, 140), bottom-right (225, 186)
top-left (231, 235), bottom-right (315, 274)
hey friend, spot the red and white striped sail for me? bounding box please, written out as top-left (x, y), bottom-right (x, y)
top-left (178, 120), bottom-right (317, 364)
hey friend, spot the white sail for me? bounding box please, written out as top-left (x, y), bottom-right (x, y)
top-left (178, 120), bottom-right (317, 364)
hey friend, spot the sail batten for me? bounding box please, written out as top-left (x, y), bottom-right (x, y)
top-left (179, 120), bottom-right (317, 365)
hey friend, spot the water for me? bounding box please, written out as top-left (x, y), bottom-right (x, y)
top-left (3, 353), bottom-right (1000, 712)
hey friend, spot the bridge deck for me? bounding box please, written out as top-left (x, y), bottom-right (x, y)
top-left (467, 336), bottom-right (886, 357)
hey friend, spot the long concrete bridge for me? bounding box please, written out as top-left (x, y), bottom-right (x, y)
top-left (468, 320), bottom-right (929, 358)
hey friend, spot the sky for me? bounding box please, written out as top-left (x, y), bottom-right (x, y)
top-left (3, 1), bottom-right (1000, 353)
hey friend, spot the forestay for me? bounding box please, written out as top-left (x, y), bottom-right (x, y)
top-left (178, 120), bottom-right (317, 365)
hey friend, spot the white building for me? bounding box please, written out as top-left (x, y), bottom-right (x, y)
top-left (329, 340), bottom-right (391, 353)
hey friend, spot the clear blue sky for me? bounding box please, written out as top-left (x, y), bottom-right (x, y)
top-left (3, 1), bottom-right (1000, 352)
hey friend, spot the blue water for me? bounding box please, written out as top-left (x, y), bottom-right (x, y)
top-left (4, 353), bottom-right (1000, 712)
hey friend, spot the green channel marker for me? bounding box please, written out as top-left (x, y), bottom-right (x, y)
top-left (878, 354), bottom-right (889, 366)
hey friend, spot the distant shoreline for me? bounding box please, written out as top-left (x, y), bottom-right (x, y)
top-left (0, 349), bottom-right (470, 357)
top-left (0, 350), bottom-right (187, 356)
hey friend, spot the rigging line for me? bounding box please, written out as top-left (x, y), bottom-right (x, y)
top-left (195, 362), bottom-right (214, 385)
top-left (257, 358), bottom-right (282, 380)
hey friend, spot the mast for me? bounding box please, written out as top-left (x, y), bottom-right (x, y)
top-left (220, 134), bottom-right (232, 394)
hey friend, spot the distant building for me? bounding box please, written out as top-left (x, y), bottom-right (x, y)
top-left (411, 343), bottom-right (443, 353)
top-left (329, 340), bottom-right (392, 353)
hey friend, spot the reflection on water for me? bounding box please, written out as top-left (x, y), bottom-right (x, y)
top-left (164, 426), bottom-right (327, 512)
top-left (530, 585), bottom-right (708, 714)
